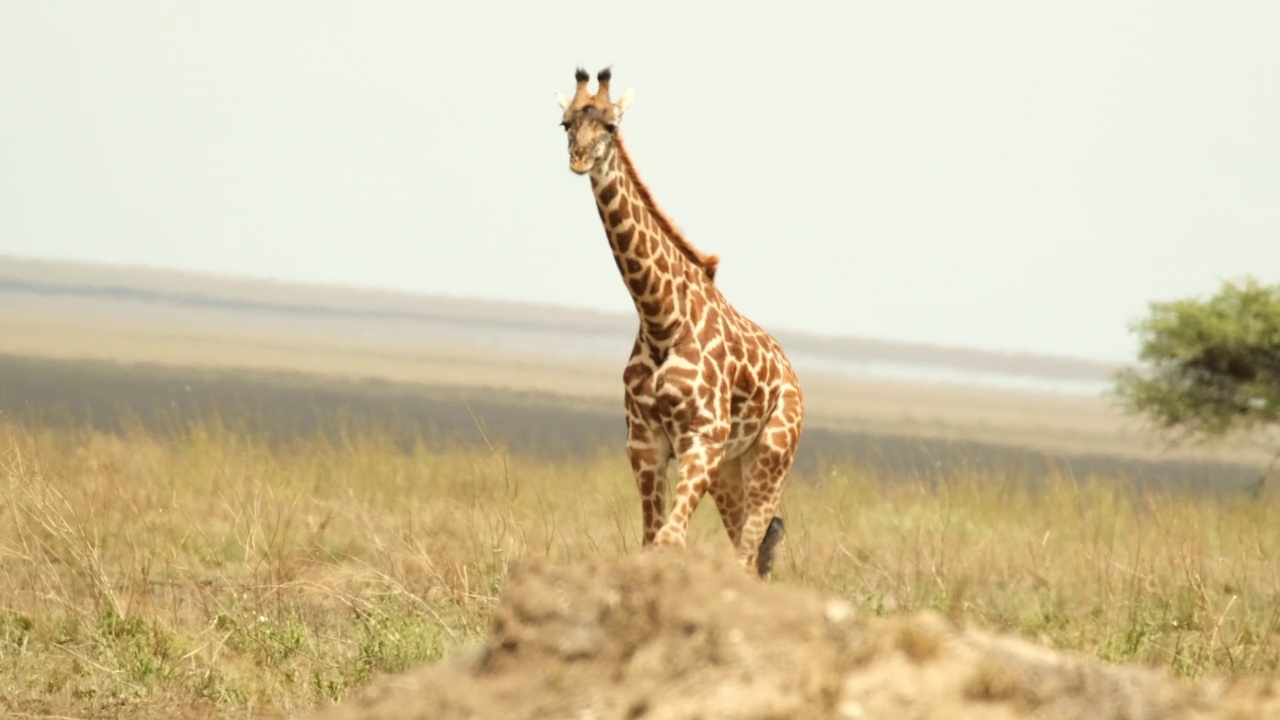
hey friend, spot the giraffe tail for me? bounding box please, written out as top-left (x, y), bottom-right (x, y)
top-left (755, 516), bottom-right (786, 578)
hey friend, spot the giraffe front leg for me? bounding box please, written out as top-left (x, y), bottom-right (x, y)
top-left (652, 430), bottom-right (727, 549)
top-left (626, 421), bottom-right (671, 547)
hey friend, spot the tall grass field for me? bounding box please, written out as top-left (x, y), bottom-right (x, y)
top-left (3, 377), bottom-right (1280, 718)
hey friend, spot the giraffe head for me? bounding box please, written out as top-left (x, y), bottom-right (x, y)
top-left (557, 67), bottom-right (634, 175)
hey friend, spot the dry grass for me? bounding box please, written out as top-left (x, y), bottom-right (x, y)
top-left (0, 421), bottom-right (605, 718)
top-left (781, 467), bottom-right (1280, 676)
top-left (2, 414), bottom-right (1280, 719)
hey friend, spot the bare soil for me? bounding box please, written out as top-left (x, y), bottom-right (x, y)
top-left (307, 548), bottom-right (1280, 720)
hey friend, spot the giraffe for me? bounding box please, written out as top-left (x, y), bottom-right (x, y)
top-left (557, 67), bottom-right (804, 577)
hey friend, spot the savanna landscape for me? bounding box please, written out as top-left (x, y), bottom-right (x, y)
top-left (3, 256), bottom-right (1280, 718)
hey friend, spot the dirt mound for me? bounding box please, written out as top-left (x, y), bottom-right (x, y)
top-left (309, 548), bottom-right (1280, 719)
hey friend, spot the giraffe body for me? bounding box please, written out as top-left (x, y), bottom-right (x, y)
top-left (558, 68), bottom-right (804, 576)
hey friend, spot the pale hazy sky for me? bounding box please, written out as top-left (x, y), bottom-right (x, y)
top-left (2, 2), bottom-right (1277, 363)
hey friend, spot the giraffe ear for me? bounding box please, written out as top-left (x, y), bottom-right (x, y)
top-left (556, 92), bottom-right (572, 111)
top-left (614, 87), bottom-right (634, 118)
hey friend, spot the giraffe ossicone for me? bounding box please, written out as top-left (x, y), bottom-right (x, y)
top-left (559, 67), bottom-right (805, 578)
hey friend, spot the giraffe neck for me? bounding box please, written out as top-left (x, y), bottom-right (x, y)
top-left (589, 136), bottom-right (712, 347)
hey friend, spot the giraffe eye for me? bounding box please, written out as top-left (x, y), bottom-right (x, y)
top-left (560, 121), bottom-right (571, 130)
top-left (604, 123), bottom-right (617, 134)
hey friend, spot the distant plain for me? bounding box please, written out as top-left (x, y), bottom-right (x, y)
top-left (0, 254), bottom-right (1270, 475)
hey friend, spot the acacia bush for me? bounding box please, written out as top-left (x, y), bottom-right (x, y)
top-left (1114, 277), bottom-right (1280, 442)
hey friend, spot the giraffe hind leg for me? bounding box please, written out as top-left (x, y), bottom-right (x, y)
top-left (737, 447), bottom-right (794, 577)
top-left (707, 454), bottom-right (745, 548)
top-left (735, 398), bottom-right (801, 576)
top-left (709, 454), bottom-right (783, 577)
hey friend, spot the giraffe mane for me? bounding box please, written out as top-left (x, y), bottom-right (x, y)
top-left (613, 134), bottom-right (720, 282)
